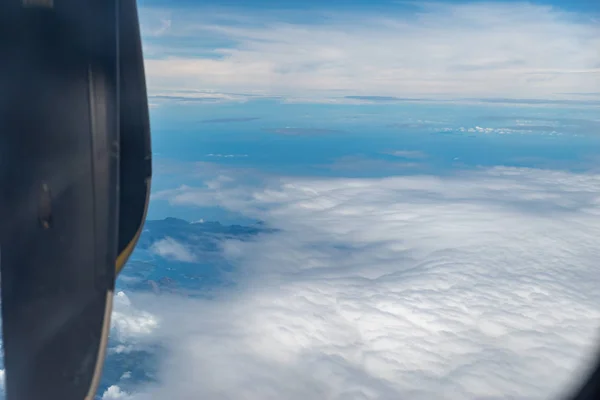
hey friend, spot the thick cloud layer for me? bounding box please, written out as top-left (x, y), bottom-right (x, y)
top-left (110, 167), bottom-right (600, 400)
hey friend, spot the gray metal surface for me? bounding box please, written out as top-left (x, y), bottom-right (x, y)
top-left (0, 1), bottom-right (119, 399)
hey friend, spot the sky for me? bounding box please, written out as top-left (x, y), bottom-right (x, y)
top-left (138, 0), bottom-right (599, 102)
top-left (3, 1), bottom-right (600, 400)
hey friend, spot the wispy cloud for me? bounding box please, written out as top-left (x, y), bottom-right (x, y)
top-left (112, 166), bottom-right (600, 400)
top-left (437, 125), bottom-right (564, 136)
top-left (206, 153), bottom-right (249, 158)
top-left (387, 150), bottom-right (428, 159)
top-left (148, 90), bottom-right (259, 104)
top-left (344, 96), bottom-right (428, 102)
top-left (140, 2), bottom-right (600, 100)
top-left (558, 92), bottom-right (600, 96)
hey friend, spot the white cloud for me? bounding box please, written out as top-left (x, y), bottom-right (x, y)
top-left (440, 125), bottom-right (562, 135)
top-left (149, 237), bottom-right (197, 262)
top-left (140, 2), bottom-right (600, 99)
top-left (116, 167), bottom-right (600, 400)
top-left (111, 291), bottom-right (159, 341)
top-left (102, 385), bottom-right (133, 400)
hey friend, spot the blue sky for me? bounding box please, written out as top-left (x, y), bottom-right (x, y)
top-left (91, 1), bottom-right (600, 400)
